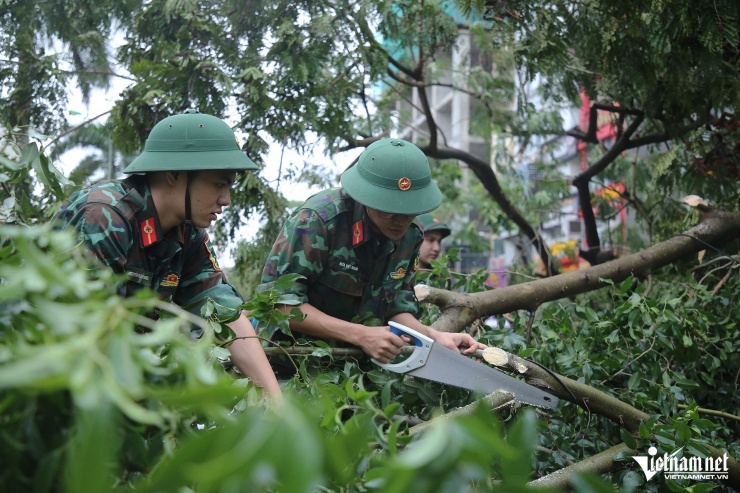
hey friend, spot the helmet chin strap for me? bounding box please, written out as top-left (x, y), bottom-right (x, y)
top-left (184, 171), bottom-right (193, 225)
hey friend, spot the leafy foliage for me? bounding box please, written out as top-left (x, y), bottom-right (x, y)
top-left (3, 210), bottom-right (737, 491)
top-left (1, 1), bottom-right (739, 491)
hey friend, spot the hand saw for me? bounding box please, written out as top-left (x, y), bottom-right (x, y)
top-left (372, 322), bottom-right (559, 409)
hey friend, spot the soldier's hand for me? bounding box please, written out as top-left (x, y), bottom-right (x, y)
top-left (428, 328), bottom-right (487, 355)
top-left (356, 326), bottom-right (406, 363)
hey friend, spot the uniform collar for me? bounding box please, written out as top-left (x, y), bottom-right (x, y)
top-left (350, 198), bottom-right (370, 247)
top-left (132, 177), bottom-right (185, 247)
top-left (350, 197), bottom-right (397, 254)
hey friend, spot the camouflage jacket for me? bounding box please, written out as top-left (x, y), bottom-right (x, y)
top-left (53, 175), bottom-right (243, 317)
top-left (259, 187), bottom-right (422, 325)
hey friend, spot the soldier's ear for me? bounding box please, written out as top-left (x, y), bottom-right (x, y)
top-left (164, 171), bottom-right (181, 186)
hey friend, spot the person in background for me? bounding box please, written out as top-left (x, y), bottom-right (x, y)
top-left (258, 138), bottom-right (485, 366)
top-left (417, 212), bottom-right (451, 269)
top-left (53, 110), bottom-right (281, 398)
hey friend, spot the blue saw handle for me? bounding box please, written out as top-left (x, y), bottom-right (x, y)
top-left (371, 322), bottom-right (433, 373)
top-left (389, 322), bottom-right (424, 346)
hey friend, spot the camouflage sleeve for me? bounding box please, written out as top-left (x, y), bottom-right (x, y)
top-left (175, 231), bottom-right (244, 318)
top-left (258, 208), bottom-right (328, 302)
top-left (386, 237), bottom-right (423, 319)
top-left (72, 204), bottom-right (134, 274)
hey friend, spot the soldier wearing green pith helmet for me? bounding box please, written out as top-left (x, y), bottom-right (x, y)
top-left (417, 213), bottom-right (451, 269)
top-left (53, 110), bottom-right (281, 398)
top-left (258, 138), bottom-right (485, 366)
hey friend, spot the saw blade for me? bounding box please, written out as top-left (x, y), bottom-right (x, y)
top-left (407, 344), bottom-right (559, 409)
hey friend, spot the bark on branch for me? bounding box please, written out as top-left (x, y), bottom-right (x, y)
top-left (423, 207), bottom-right (740, 333)
top-left (529, 443), bottom-right (635, 489)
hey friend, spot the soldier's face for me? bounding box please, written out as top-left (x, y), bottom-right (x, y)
top-left (420, 231), bottom-right (444, 267)
top-left (365, 207), bottom-right (417, 240)
top-left (188, 170), bottom-right (237, 228)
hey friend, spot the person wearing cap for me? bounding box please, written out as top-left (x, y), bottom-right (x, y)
top-left (258, 138), bottom-right (485, 364)
top-left (417, 213), bottom-right (451, 269)
top-left (53, 110), bottom-right (281, 397)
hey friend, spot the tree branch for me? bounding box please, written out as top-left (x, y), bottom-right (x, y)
top-left (420, 145), bottom-right (557, 276)
top-left (420, 207), bottom-right (740, 332)
top-left (407, 391), bottom-right (517, 437)
top-left (529, 443), bottom-right (635, 489)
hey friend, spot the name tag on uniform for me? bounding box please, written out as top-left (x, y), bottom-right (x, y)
top-left (338, 261), bottom-right (359, 272)
top-left (127, 268), bottom-right (152, 285)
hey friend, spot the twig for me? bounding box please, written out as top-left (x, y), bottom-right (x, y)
top-left (262, 346), bottom-right (371, 357)
top-left (677, 404), bottom-right (740, 423)
top-left (688, 254), bottom-right (734, 272)
top-left (43, 110), bottom-right (112, 150)
top-left (704, 259), bottom-right (737, 305)
top-left (601, 336), bottom-right (656, 385)
top-left (698, 260), bottom-right (735, 286)
top-left (525, 309), bottom-right (537, 345)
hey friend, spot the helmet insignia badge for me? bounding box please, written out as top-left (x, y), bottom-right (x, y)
top-left (398, 177), bottom-right (411, 191)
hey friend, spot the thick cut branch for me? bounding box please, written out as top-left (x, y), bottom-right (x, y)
top-left (529, 443), bottom-right (635, 489)
top-left (424, 209), bottom-right (740, 332)
top-left (483, 349), bottom-right (740, 489)
top-left (407, 391), bottom-right (516, 436)
top-left (264, 346), bottom-right (739, 487)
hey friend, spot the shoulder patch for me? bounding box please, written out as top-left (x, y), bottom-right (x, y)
top-left (204, 237), bottom-right (222, 272)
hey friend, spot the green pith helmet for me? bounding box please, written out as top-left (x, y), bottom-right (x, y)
top-left (417, 213), bottom-right (451, 238)
top-left (123, 109), bottom-right (258, 173)
top-left (340, 138), bottom-right (442, 215)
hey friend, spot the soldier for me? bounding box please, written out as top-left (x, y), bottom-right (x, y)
top-left (417, 212), bottom-right (451, 269)
top-left (54, 110), bottom-right (281, 397)
top-left (258, 138), bottom-right (485, 365)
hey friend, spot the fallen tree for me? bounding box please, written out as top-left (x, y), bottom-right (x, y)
top-left (252, 198), bottom-right (739, 490)
top-left (420, 198), bottom-right (740, 333)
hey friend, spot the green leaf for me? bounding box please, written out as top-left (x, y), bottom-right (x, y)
top-left (620, 428), bottom-right (637, 449)
top-left (638, 420), bottom-right (653, 439)
top-left (662, 371), bottom-right (672, 388)
top-left (570, 472), bottom-right (617, 493)
top-left (518, 347), bottom-right (535, 358)
top-left (273, 273), bottom-right (306, 291)
top-left (501, 409), bottom-right (536, 485)
top-left (675, 421), bottom-right (691, 442)
top-left (620, 275), bottom-right (635, 294)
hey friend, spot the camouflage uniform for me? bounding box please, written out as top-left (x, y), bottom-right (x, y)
top-left (259, 188), bottom-right (423, 330)
top-left (54, 174), bottom-right (243, 317)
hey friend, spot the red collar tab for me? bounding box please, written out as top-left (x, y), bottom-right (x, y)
top-left (140, 218), bottom-right (158, 247)
top-left (352, 220), bottom-right (364, 246)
